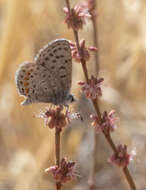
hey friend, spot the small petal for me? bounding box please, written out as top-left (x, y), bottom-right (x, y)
top-left (45, 158), bottom-right (76, 184)
top-left (88, 46), bottom-right (97, 51)
top-left (79, 75), bottom-right (104, 99)
top-left (36, 106), bottom-right (69, 130)
top-left (64, 4), bottom-right (90, 31)
top-left (90, 110), bottom-right (117, 134)
top-left (110, 144), bottom-right (132, 168)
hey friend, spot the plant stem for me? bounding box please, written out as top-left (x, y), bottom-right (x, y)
top-left (90, 0), bottom-right (99, 75)
top-left (73, 30), bottom-right (89, 81)
top-left (123, 167), bottom-right (136, 190)
top-left (88, 130), bottom-right (97, 190)
top-left (55, 128), bottom-right (61, 190)
top-left (64, 0), bottom-right (137, 189)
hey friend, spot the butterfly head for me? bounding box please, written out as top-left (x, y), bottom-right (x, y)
top-left (66, 94), bottom-right (76, 104)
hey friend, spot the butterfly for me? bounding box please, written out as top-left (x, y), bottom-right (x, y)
top-left (15, 39), bottom-right (75, 106)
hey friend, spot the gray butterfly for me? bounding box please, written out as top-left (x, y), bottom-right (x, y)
top-left (15, 39), bottom-right (75, 106)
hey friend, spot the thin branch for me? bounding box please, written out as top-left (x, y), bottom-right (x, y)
top-left (64, 0), bottom-right (137, 189)
top-left (90, 0), bottom-right (99, 74)
top-left (55, 128), bottom-right (61, 190)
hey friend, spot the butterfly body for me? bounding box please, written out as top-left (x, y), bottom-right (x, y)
top-left (15, 39), bottom-right (74, 106)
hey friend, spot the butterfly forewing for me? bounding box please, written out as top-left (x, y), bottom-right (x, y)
top-left (35, 39), bottom-right (72, 94)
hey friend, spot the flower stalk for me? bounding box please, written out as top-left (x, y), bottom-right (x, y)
top-left (55, 128), bottom-right (61, 190)
top-left (38, 106), bottom-right (76, 190)
top-left (64, 0), bottom-right (137, 189)
top-left (89, 0), bottom-right (99, 74)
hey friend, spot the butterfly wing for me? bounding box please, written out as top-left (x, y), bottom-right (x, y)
top-left (15, 61), bottom-right (52, 105)
top-left (15, 39), bottom-right (72, 105)
top-left (35, 39), bottom-right (72, 104)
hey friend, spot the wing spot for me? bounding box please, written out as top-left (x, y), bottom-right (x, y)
top-left (65, 60), bottom-right (68, 63)
top-left (30, 75), bottom-right (34, 78)
top-left (32, 89), bottom-right (35, 93)
top-left (20, 81), bottom-right (23, 84)
top-left (24, 82), bottom-right (29, 86)
top-left (25, 88), bottom-right (29, 94)
top-left (60, 66), bottom-right (65, 69)
top-left (41, 62), bottom-right (46, 66)
top-left (52, 59), bottom-right (56, 63)
top-left (20, 75), bottom-right (24, 78)
top-left (49, 53), bottom-right (53, 57)
top-left (24, 77), bottom-right (29, 80)
top-left (33, 85), bottom-right (36, 88)
top-left (60, 75), bottom-right (66, 78)
top-left (56, 56), bottom-right (60, 59)
top-left (64, 48), bottom-right (68, 51)
top-left (45, 57), bottom-right (49, 61)
top-left (58, 47), bottom-right (62, 50)
top-left (51, 66), bottom-right (55, 70)
top-left (53, 49), bottom-right (57, 53)
top-left (22, 69), bottom-right (26, 72)
top-left (60, 55), bottom-right (64, 58)
top-left (43, 74), bottom-right (46, 78)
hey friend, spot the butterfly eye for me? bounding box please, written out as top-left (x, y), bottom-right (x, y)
top-left (68, 94), bottom-right (75, 103)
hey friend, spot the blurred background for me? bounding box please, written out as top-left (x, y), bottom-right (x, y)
top-left (0, 0), bottom-right (146, 189)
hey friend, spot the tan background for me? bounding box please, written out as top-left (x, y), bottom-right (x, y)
top-left (0, 0), bottom-right (145, 189)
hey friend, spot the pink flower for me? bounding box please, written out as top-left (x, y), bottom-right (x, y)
top-left (36, 106), bottom-right (83, 129)
top-left (110, 144), bottom-right (131, 168)
top-left (64, 4), bottom-right (91, 31)
top-left (45, 158), bottom-right (76, 183)
top-left (90, 110), bottom-right (117, 134)
top-left (70, 40), bottom-right (97, 62)
top-left (36, 106), bottom-right (69, 130)
top-left (78, 75), bottom-right (103, 99)
top-left (101, 110), bottom-right (117, 135)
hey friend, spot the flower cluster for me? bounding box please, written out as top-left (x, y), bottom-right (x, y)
top-left (64, 4), bottom-right (91, 31)
top-left (110, 144), bottom-right (132, 168)
top-left (45, 158), bottom-right (76, 184)
top-left (37, 106), bottom-right (69, 130)
top-left (70, 40), bottom-right (97, 62)
top-left (78, 75), bottom-right (103, 99)
top-left (90, 110), bottom-right (117, 134)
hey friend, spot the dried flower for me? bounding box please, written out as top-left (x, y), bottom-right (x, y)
top-left (110, 144), bottom-right (132, 168)
top-left (78, 75), bottom-right (103, 99)
top-left (70, 40), bottom-right (97, 62)
top-left (64, 4), bottom-right (91, 31)
top-left (36, 106), bottom-right (69, 130)
top-left (101, 110), bottom-right (117, 134)
top-left (45, 158), bottom-right (76, 183)
top-left (90, 110), bottom-right (117, 134)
